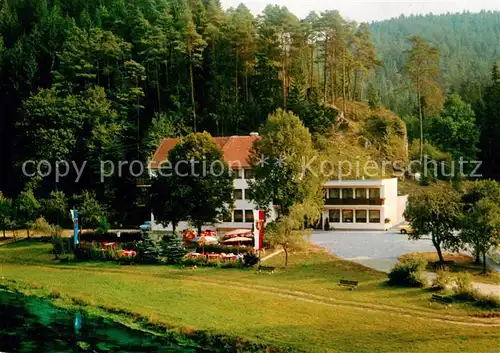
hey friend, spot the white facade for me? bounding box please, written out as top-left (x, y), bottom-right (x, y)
top-left (151, 168), bottom-right (276, 233)
top-left (322, 178), bottom-right (407, 231)
top-left (151, 173), bottom-right (406, 233)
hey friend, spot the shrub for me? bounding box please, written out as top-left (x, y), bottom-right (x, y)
top-left (121, 241), bottom-right (137, 250)
top-left (136, 232), bottom-right (163, 264)
top-left (432, 268), bottom-right (453, 290)
top-left (219, 261), bottom-right (243, 269)
top-left (388, 256), bottom-right (428, 287)
top-left (324, 218), bottom-right (330, 231)
top-left (243, 253), bottom-right (259, 267)
top-left (52, 235), bottom-right (72, 259)
top-left (182, 257), bottom-right (208, 267)
top-left (453, 272), bottom-right (475, 300)
top-left (474, 293), bottom-right (500, 308)
top-left (162, 232), bottom-right (186, 264)
top-left (95, 218), bottom-right (110, 235)
top-left (205, 259), bottom-right (221, 267)
top-left (200, 244), bottom-right (252, 254)
top-left (80, 231), bottom-right (143, 242)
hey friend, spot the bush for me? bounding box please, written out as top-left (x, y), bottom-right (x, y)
top-left (432, 268), bottom-right (453, 290)
top-left (136, 232), bottom-right (163, 263)
top-left (95, 218), bottom-right (110, 235)
top-left (52, 235), bottom-right (72, 259)
top-left (474, 293), bottom-right (500, 308)
top-left (181, 257), bottom-right (208, 267)
top-left (80, 231), bottom-right (143, 242)
top-left (162, 232), bottom-right (186, 264)
top-left (388, 256), bottom-right (428, 287)
top-left (200, 244), bottom-right (252, 254)
top-left (324, 218), bottom-right (330, 231)
top-left (243, 253), bottom-right (259, 267)
top-left (219, 261), bottom-right (243, 269)
top-left (453, 272), bottom-right (475, 300)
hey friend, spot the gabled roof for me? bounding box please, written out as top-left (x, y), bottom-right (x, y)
top-left (150, 135), bottom-right (260, 169)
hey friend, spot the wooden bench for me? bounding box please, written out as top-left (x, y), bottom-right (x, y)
top-left (339, 279), bottom-right (359, 290)
top-left (258, 265), bottom-right (275, 274)
top-left (430, 294), bottom-right (453, 305)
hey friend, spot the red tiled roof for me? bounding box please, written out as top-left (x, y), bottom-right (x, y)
top-left (150, 135), bottom-right (260, 169)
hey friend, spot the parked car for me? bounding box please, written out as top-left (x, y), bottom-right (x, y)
top-left (139, 221), bottom-right (152, 232)
top-left (398, 224), bottom-right (412, 234)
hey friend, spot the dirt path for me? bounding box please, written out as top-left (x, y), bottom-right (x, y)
top-left (260, 249), bottom-right (284, 262)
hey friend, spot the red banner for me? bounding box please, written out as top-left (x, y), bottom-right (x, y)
top-left (253, 210), bottom-right (265, 250)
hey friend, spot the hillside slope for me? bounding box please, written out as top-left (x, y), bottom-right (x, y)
top-left (317, 100), bottom-right (408, 179)
top-left (370, 11), bottom-right (500, 114)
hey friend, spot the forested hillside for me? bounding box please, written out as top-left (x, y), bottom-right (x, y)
top-left (0, 0), bottom-right (402, 224)
top-left (371, 11), bottom-right (500, 114)
top-left (2, 0), bottom-right (500, 225)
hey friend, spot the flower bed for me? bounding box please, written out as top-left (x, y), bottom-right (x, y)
top-left (74, 241), bottom-right (137, 263)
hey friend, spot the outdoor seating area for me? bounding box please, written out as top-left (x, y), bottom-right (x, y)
top-left (186, 252), bottom-right (245, 261)
top-left (181, 228), bottom-right (256, 266)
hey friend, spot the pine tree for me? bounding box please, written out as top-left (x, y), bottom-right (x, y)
top-left (136, 231), bottom-right (163, 264)
top-left (163, 232), bottom-right (186, 264)
top-left (368, 86), bottom-right (381, 110)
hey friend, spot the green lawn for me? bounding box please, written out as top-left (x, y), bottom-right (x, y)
top-left (1, 240), bottom-right (499, 353)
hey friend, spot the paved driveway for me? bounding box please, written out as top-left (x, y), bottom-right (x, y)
top-left (311, 230), bottom-right (436, 272)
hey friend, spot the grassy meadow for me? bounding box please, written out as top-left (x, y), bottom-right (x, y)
top-left (0, 240), bottom-right (499, 352)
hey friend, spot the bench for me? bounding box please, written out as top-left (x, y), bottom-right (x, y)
top-left (258, 265), bottom-right (275, 274)
top-left (430, 294), bottom-right (453, 305)
top-left (339, 279), bottom-right (359, 290)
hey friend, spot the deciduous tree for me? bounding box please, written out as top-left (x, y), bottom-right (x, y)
top-left (404, 185), bottom-right (461, 263)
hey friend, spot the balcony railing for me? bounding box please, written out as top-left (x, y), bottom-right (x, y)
top-left (324, 198), bottom-right (384, 206)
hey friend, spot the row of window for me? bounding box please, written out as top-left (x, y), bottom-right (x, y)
top-left (328, 209), bottom-right (381, 223)
top-left (233, 169), bottom-right (254, 179)
top-left (326, 188), bottom-right (380, 199)
top-left (223, 209), bottom-right (254, 223)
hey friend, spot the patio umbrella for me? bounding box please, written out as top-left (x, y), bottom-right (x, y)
top-left (224, 229), bottom-right (253, 238)
top-left (223, 236), bottom-right (253, 243)
top-left (192, 236), bottom-right (218, 244)
top-left (192, 235), bottom-right (218, 255)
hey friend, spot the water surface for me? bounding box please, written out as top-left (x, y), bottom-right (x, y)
top-left (0, 290), bottom-right (199, 352)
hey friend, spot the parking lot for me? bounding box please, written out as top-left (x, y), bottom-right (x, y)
top-left (311, 229), bottom-right (436, 272)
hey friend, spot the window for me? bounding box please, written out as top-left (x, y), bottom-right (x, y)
top-left (355, 210), bottom-right (367, 223)
top-left (232, 169), bottom-right (242, 179)
top-left (329, 209), bottom-right (341, 222)
top-left (222, 212), bottom-right (232, 222)
top-left (244, 169), bottom-right (254, 179)
top-left (245, 210), bottom-right (254, 223)
top-left (234, 189), bottom-right (243, 200)
top-left (233, 210), bottom-right (244, 222)
top-left (342, 209), bottom-right (354, 223)
top-left (328, 188), bottom-right (340, 199)
top-left (355, 188), bottom-right (367, 199)
top-left (369, 210), bottom-right (381, 223)
top-left (369, 188), bottom-right (380, 199)
top-left (342, 188), bottom-right (354, 199)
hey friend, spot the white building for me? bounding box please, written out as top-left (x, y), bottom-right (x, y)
top-left (149, 134), bottom-right (275, 233)
top-left (150, 135), bottom-right (407, 232)
top-left (322, 178), bottom-right (407, 231)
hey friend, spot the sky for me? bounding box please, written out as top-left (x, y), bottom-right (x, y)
top-left (220, 0), bottom-right (500, 23)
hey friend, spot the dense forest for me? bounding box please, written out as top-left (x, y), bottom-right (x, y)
top-left (371, 11), bottom-right (500, 114)
top-left (1, 0), bottom-right (500, 225)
